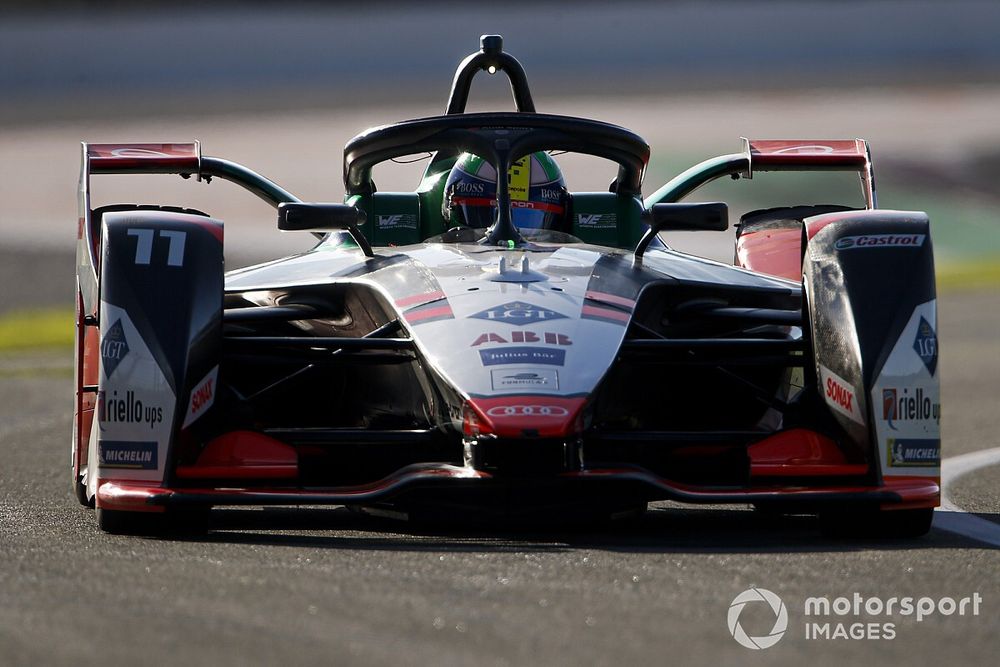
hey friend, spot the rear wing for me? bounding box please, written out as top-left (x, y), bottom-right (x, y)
top-left (741, 138), bottom-right (875, 208)
top-left (77, 141), bottom-right (300, 318)
top-left (645, 138), bottom-right (877, 209)
top-left (86, 141), bottom-right (202, 174)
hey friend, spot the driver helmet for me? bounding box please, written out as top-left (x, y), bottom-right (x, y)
top-left (442, 152), bottom-right (568, 231)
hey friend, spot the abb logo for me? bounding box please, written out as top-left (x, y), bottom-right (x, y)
top-left (471, 331), bottom-right (572, 347)
top-left (485, 405), bottom-right (569, 418)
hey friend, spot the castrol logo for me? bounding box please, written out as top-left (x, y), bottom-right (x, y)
top-left (485, 405), bottom-right (569, 418)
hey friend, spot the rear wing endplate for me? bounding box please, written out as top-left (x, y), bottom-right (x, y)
top-left (77, 141), bottom-right (301, 318)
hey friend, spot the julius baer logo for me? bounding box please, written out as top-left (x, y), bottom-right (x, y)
top-left (728, 588), bottom-right (982, 649)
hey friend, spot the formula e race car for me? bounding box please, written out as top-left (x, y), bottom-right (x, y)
top-left (72, 35), bottom-right (940, 536)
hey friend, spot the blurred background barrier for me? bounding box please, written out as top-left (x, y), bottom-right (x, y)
top-left (1, 0), bottom-right (998, 317)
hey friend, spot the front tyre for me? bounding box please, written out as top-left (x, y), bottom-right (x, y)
top-left (73, 472), bottom-right (93, 508)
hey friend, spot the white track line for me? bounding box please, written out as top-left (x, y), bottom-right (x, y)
top-left (933, 446), bottom-right (1000, 547)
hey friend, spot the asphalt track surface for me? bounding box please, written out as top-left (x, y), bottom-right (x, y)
top-left (0, 261), bottom-right (998, 665)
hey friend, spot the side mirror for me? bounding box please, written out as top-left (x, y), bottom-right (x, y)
top-left (278, 202), bottom-right (366, 231)
top-left (635, 202), bottom-right (729, 259)
top-left (277, 203), bottom-right (373, 257)
top-left (649, 202), bottom-right (728, 232)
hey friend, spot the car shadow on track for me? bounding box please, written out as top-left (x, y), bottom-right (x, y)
top-left (175, 505), bottom-right (1000, 553)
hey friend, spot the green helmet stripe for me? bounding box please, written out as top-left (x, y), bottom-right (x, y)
top-left (535, 152), bottom-right (561, 181)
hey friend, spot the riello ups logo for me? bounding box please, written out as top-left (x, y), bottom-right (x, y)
top-left (101, 319), bottom-right (130, 377)
top-left (882, 387), bottom-right (940, 430)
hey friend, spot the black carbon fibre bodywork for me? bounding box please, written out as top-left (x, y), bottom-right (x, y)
top-left (803, 210), bottom-right (936, 472)
top-left (98, 211), bottom-right (224, 482)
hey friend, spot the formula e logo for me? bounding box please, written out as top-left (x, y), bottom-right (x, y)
top-left (469, 301), bottom-right (567, 324)
top-left (485, 405), bottom-right (569, 417)
top-left (913, 317), bottom-right (938, 376)
top-left (490, 368), bottom-right (559, 390)
top-left (728, 588), bottom-right (788, 650)
top-left (377, 214), bottom-right (418, 230)
top-left (101, 319), bottom-right (130, 378)
top-left (577, 213), bottom-right (616, 229)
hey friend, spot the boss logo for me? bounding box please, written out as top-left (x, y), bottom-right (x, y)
top-left (485, 405), bottom-right (569, 417)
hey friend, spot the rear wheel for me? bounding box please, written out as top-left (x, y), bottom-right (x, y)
top-left (820, 506), bottom-right (933, 539)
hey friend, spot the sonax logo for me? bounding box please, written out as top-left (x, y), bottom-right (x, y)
top-left (183, 366), bottom-right (219, 429)
top-left (819, 365), bottom-right (864, 424)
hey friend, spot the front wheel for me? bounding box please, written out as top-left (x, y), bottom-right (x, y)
top-left (73, 472), bottom-right (93, 508)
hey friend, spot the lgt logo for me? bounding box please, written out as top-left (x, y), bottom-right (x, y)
top-left (469, 301), bottom-right (567, 324)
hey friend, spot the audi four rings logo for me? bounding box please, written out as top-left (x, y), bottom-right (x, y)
top-left (485, 405), bottom-right (569, 417)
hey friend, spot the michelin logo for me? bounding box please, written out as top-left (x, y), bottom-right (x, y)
top-left (99, 440), bottom-right (157, 470)
top-left (888, 438), bottom-right (940, 467)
